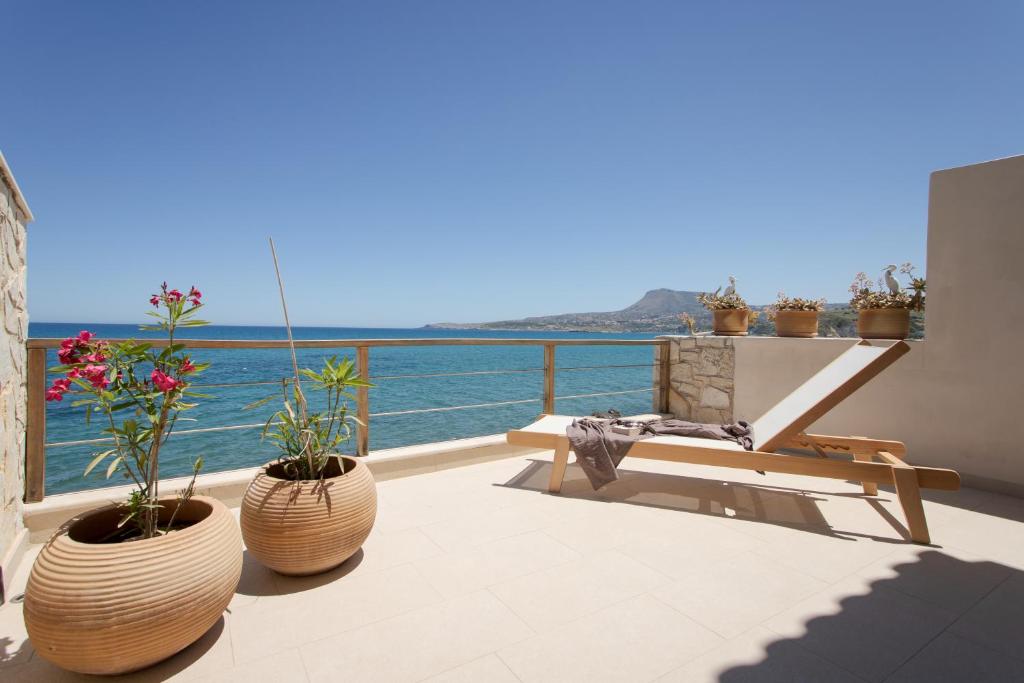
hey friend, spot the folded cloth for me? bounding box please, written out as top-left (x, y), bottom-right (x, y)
top-left (565, 417), bottom-right (755, 490)
top-left (641, 419), bottom-right (754, 451)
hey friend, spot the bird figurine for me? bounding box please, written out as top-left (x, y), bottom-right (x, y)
top-left (883, 265), bottom-right (900, 295)
top-left (722, 276), bottom-right (736, 297)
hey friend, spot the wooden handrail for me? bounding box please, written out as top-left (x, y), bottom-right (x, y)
top-left (24, 336), bottom-right (669, 502)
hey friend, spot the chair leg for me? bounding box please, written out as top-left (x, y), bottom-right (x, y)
top-left (548, 438), bottom-right (571, 494)
top-left (892, 466), bottom-right (930, 544)
top-left (853, 452), bottom-right (879, 496)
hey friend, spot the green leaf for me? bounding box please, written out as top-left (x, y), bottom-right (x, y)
top-left (84, 449), bottom-right (117, 476)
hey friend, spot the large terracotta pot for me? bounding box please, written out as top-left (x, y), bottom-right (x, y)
top-left (712, 309), bottom-right (750, 336)
top-left (857, 308), bottom-right (911, 339)
top-left (241, 455), bottom-right (377, 576)
top-left (23, 496), bottom-right (242, 675)
top-left (774, 310), bottom-right (819, 338)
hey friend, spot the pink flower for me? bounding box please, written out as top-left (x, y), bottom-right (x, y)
top-left (82, 364), bottom-right (109, 389)
top-left (77, 330), bottom-right (93, 342)
top-left (45, 377), bottom-right (72, 401)
top-left (84, 352), bottom-right (106, 363)
top-left (150, 294), bottom-right (161, 307)
top-left (151, 369), bottom-right (179, 392)
top-left (68, 368), bottom-right (81, 379)
top-left (167, 289), bottom-right (183, 302)
top-left (57, 346), bottom-right (79, 365)
top-left (188, 287), bottom-right (202, 305)
top-left (180, 358), bottom-right (196, 374)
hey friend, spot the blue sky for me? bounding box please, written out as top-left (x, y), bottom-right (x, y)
top-left (5, 1), bottom-right (1022, 326)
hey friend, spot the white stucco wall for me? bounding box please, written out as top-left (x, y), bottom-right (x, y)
top-left (733, 155), bottom-right (1024, 495)
top-left (0, 153), bottom-right (31, 595)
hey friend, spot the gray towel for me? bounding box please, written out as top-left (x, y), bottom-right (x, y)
top-left (565, 418), bottom-right (755, 490)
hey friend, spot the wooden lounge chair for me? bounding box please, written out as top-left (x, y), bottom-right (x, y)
top-left (507, 340), bottom-right (959, 544)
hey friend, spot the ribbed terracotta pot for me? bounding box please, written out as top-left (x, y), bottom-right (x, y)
top-left (241, 455), bottom-right (377, 576)
top-left (774, 310), bottom-right (819, 338)
top-left (857, 308), bottom-right (910, 339)
top-left (712, 309), bottom-right (750, 336)
top-left (23, 496), bottom-right (242, 676)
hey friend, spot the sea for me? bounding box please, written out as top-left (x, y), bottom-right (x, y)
top-left (31, 323), bottom-right (659, 495)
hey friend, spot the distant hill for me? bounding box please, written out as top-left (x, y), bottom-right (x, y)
top-left (426, 287), bottom-right (924, 338)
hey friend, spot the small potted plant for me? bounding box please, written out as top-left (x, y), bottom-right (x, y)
top-left (240, 357), bottom-right (377, 575)
top-left (849, 263), bottom-right (925, 339)
top-left (24, 284), bottom-right (243, 676)
top-left (698, 276), bottom-right (751, 336)
top-left (766, 292), bottom-right (826, 338)
top-left (240, 240), bottom-right (377, 576)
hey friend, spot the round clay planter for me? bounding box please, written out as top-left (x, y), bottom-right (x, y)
top-left (712, 309), bottom-right (750, 336)
top-left (774, 310), bottom-right (819, 338)
top-left (857, 308), bottom-right (911, 339)
top-left (23, 496), bottom-right (243, 676)
top-left (241, 455), bottom-right (377, 576)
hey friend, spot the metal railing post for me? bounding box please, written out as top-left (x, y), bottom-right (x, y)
top-left (25, 347), bottom-right (47, 502)
top-left (356, 345), bottom-right (370, 456)
top-left (542, 343), bottom-right (556, 414)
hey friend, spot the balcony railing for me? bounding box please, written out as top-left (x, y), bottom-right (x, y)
top-left (24, 337), bottom-right (671, 502)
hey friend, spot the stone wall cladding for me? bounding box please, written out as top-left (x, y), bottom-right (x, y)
top-left (0, 172), bottom-right (28, 567)
top-left (665, 336), bottom-right (735, 423)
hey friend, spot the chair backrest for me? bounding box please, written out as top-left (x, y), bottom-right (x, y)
top-left (751, 340), bottom-right (909, 452)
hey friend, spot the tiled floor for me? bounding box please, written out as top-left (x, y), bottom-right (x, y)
top-left (3, 451), bottom-right (1024, 682)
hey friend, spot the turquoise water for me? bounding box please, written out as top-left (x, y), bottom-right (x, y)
top-left (31, 323), bottom-right (659, 495)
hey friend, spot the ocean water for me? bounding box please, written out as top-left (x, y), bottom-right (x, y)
top-left (31, 323), bottom-right (659, 495)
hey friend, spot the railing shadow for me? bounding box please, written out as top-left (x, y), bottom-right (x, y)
top-left (715, 551), bottom-right (1024, 681)
top-left (499, 458), bottom-right (915, 543)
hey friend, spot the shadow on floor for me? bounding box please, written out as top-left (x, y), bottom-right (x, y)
top-left (716, 550), bottom-right (1024, 682)
top-left (235, 548), bottom-right (364, 597)
top-left (499, 459), bottom-right (916, 543)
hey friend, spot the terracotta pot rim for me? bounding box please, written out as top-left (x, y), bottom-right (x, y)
top-left (60, 495), bottom-right (221, 549)
top-left (259, 454), bottom-right (361, 484)
top-left (774, 309), bottom-right (820, 315)
top-left (856, 306), bottom-right (913, 312)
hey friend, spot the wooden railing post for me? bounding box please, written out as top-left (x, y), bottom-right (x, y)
top-left (25, 347), bottom-right (47, 502)
top-left (356, 345), bottom-right (370, 456)
top-left (542, 343), bottom-right (556, 414)
top-left (658, 339), bottom-right (671, 414)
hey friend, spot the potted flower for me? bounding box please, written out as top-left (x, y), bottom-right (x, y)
top-left (240, 356), bottom-right (377, 576)
top-left (24, 284), bottom-right (243, 676)
top-left (849, 263), bottom-right (925, 339)
top-left (698, 276), bottom-right (751, 335)
top-left (766, 292), bottom-right (826, 338)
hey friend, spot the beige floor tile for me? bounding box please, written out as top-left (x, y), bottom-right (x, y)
top-left (619, 517), bottom-right (767, 580)
top-left (489, 549), bottom-right (670, 631)
top-left (657, 625), bottom-right (862, 683)
top-left (419, 501), bottom-right (557, 552)
top-left (949, 573), bottom-right (1024, 661)
top-left (745, 522), bottom-right (902, 584)
top-left (763, 576), bottom-right (957, 682)
top-left (888, 631), bottom-right (1024, 682)
top-left (499, 594), bottom-right (722, 683)
top-left (231, 563), bottom-right (443, 663)
top-left (424, 653), bottom-right (520, 683)
top-left (415, 530), bottom-right (580, 599)
top-left (939, 511), bottom-right (1024, 570)
top-left (354, 527), bottom-right (445, 573)
top-left (299, 590), bottom-right (533, 682)
top-left (652, 551), bottom-right (828, 639)
top-left (192, 648), bottom-right (309, 683)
